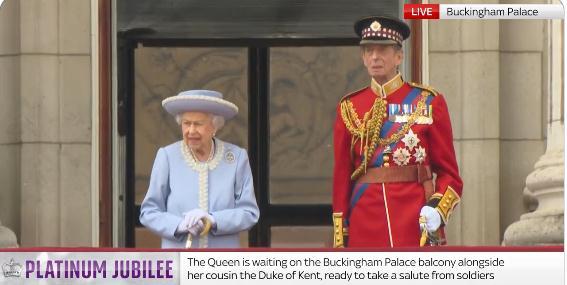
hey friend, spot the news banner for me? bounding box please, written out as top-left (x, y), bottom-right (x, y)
top-left (404, 3), bottom-right (564, 19)
top-left (0, 249), bottom-right (563, 284)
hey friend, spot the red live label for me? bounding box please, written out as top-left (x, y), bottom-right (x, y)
top-left (403, 4), bottom-right (440, 19)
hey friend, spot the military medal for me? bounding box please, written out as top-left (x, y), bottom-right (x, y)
top-left (393, 147), bottom-right (411, 166)
top-left (389, 103), bottom-right (434, 124)
top-left (414, 146), bottom-right (427, 163)
top-left (401, 129), bottom-right (420, 150)
top-left (388, 104), bottom-right (399, 122)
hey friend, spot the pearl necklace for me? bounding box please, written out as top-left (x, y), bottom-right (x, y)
top-left (189, 140), bottom-right (215, 163)
top-left (180, 139), bottom-right (224, 248)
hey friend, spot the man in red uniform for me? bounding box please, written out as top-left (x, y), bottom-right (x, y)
top-left (332, 16), bottom-right (463, 248)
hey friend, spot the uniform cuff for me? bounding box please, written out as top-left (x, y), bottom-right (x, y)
top-left (433, 186), bottom-right (460, 224)
top-left (333, 212), bottom-right (347, 248)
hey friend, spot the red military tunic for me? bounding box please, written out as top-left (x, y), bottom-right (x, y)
top-left (332, 74), bottom-right (463, 248)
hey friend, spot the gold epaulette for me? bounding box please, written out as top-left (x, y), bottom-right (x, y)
top-left (339, 86), bottom-right (367, 102)
top-left (338, 86), bottom-right (367, 136)
top-left (408, 82), bottom-right (439, 96)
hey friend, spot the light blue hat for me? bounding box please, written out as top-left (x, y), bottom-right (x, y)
top-left (162, 90), bottom-right (239, 119)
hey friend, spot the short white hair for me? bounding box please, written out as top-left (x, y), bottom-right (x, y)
top-left (175, 113), bottom-right (225, 132)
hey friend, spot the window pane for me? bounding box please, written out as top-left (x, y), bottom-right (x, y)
top-left (269, 46), bottom-right (367, 204)
top-left (134, 47), bottom-right (249, 205)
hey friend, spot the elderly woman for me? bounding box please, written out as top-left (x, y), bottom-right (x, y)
top-left (140, 90), bottom-right (260, 248)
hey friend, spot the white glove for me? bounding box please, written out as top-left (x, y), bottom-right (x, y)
top-left (187, 219), bottom-right (204, 236)
top-left (176, 209), bottom-right (209, 235)
top-left (176, 214), bottom-right (192, 234)
top-left (419, 206), bottom-right (441, 233)
top-left (183, 208), bottom-right (216, 232)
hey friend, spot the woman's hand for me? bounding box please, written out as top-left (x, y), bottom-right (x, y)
top-left (187, 220), bottom-right (204, 236)
top-left (178, 208), bottom-right (216, 235)
top-left (185, 209), bottom-right (208, 227)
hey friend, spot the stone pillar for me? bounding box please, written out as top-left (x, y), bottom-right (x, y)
top-left (0, 0), bottom-right (21, 245)
top-left (502, 16), bottom-right (564, 246)
top-left (428, 2), bottom-right (502, 245)
top-left (0, 220), bottom-right (18, 248)
top-left (498, 14), bottom-right (548, 240)
top-left (19, 0), bottom-right (93, 247)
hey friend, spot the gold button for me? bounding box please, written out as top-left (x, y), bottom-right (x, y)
top-left (383, 156), bottom-right (390, 162)
top-left (443, 203), bottom-right (448, 208)
top-left (383, 162), bottom-right (390, 167)
top-left (448, 195), bottom-right (453, 199)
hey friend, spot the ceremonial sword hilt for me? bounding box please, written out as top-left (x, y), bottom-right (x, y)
top-left (419, 216), bottom-right (428, 247)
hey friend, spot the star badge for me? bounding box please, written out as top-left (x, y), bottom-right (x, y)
top-left (414, 146), bottom-right (427, 164)
top-left (402, 129), bottom-right (420, 151)
top-left (370, 21), bottom-right (381, 32)
top-left (393, 147), bottom-right (411, 166)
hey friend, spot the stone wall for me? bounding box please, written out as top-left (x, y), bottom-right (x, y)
top-left (429, 0), bottom-right (553, 245)
top-left (0, 0), bottom-right (93, 247)
top-left (0, 0), bottom-right (21, 246)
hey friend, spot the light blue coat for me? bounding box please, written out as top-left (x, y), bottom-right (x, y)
top-left (140, 139), bottom-right (260, 248)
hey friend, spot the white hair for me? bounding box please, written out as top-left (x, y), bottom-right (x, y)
top-left (175, 113), bottom-right (225, 132)
top-left (211, 115), bottom-right (225, 131)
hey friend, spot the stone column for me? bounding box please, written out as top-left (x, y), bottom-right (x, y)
top-left (19, 0), bottom-right (93, 247)
top-left (428, 2), bottom-right (502, 245)
top-left (0, 220), bottom-right (18, 248)
top-left (502, 17), bottom-right (564, 246)
top-left (0, 0), bottom-right (21, 246)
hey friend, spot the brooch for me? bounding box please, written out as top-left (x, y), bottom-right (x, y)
top-left (225, 151), bottom-right (235, 164)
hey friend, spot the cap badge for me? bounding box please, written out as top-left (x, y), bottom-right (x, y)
top-left (370, 21), bottom-right (381, 32)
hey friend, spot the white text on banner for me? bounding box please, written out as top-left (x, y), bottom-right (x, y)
top-left (403, 4), bottom-right (564, 19)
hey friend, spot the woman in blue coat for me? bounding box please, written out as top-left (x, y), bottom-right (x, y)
top-left (140, 90), bottom-right (260, 248)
